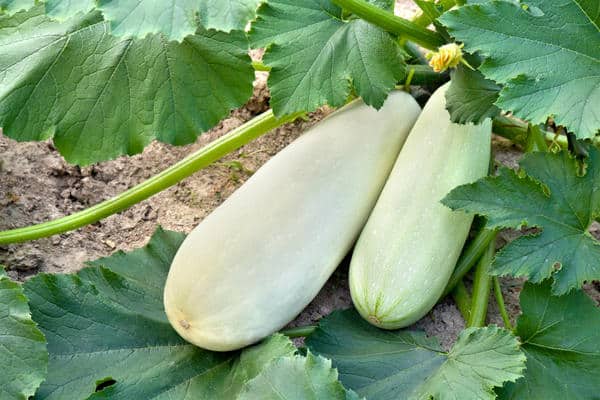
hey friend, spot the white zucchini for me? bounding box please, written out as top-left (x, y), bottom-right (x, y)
top-left (349, 83), bottom-right (492, 329)
top-left (164, 92), bottom-right (421, 351)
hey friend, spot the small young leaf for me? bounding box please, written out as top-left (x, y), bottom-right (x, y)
top-left (0, 266), bottom-right (48, 399)
top-left (443, 147), bottom-right (600, 294)
top-left (440, 0), bottom-right (600, 138)
top-left (446, 65), bottom-right (500, 124)
top-left (498, 281), bottom-right (600, 399)
top-left (24, 228), bottom-right (295, 400)
top-left (249, 0), bottom-right (405, 116)
top-left (239, 352), bottom-right (362, 400)
top-left (306, 309), bottom-right (525, 399)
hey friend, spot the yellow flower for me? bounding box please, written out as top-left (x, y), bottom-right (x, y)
top-left (427, 43), bottom-right (464, 73)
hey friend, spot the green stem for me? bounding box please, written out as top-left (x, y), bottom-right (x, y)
top-left (443, 228), bottom-right (496, 297)
top-left (0, 110), bottom-right (300, 245)
top-left (531, 124), bottom-right (549, 152)
top-left (412, 0), bottom-right (456, 27)
top-left (492, 115), bottom-right (567, 148)
top-left (400, 65), bottom-right (448, 86)
top-left (467, 240), bottom-right (495, 327)
top-left (333, 0), bottom-right (446, 50)
top-left (493, 277), bottom-right (513, 330)
top-left (452, 281), bottom-right (471, 322)
top-left (280, 325), bottom-right (317, 338)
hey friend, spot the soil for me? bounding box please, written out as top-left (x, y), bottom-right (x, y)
top-left (1, 2), bottom-right (598, 351)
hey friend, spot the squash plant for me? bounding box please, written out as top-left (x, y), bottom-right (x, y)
top-left (0, 0), bottom-right (599, 398)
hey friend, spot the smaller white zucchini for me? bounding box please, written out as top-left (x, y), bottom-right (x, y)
top-left (349, 83), bottom-right (492, 329)
top-left (164, 91), bottom-right (421, 351)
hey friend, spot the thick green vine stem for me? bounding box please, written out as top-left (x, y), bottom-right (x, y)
top-left (452, 281), bottom-right (472, 322)
top-left (467, 240), bottom-right (495, 327)
top-left (443, 228), bottom-right (496, 297)
top-left (280, 325), bottom-right (317, 338)
top-left (332, 0), bottom-right (446, 50)
top-left (0, 110), bottom-right (300, 245)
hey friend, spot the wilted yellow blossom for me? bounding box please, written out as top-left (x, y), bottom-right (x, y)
top-left (427, 43), bottom-right (464, 73)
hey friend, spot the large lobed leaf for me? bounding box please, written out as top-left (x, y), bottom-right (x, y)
top-left (23, 228), bottom-right (296, 399)
top-left (440, 0), bottom-right (600, 137)
top-left (0, 267), bottom-right (48, 400)
top-left (0, 6), bottom-right (254, 165)
top-left (443, 147), bottom-right (600, 294)
top-left (307, 309), bottom-right (525, 400)
top-left (2, 0), bottom-right (262, 37)
top-left (249, 0), bottom-right (406, 116)
top-left (499, 281), bottom-right (600, 399)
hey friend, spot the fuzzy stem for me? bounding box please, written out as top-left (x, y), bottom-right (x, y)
top-left (452, 281), bottom-right (472, 322)
top-left (443, 228), bottom-right (496, 297)
top-left (467, 240), bottom-right (495, 327)
top-left (493, 277), bottom-right (513, 330)
top-left (333, 0), bottom-right (446, 50)
top-left (280, 325), bottom-right (317, 338)
top-left (0, 110), bottom-right (300, 244)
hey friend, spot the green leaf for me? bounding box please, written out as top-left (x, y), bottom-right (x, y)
top-left (443, 147), bottom-right (600, 294)
top-left (0, 0), bottom-right (33, 15)
top-left (43, 0), bottom-right (98, 20)
top-left (0, 266), bottom-right (48, 400)
top-left (23, 227), bottom-right (295, 399)
top-left (306, 309), bottom-right (525, 400)
top-left (198, 0), bottom-right (264, 32)
top-left (97, 0), bottom-right (198, 41)
top-left (0, 6), bottom-right (254, 165)
top-left (440, 0), bottom-right (600, 137)
top-left (249, 0), bottom-right (405, 116)
top-left (446, 65), bottom-right (500, 124)
top-left (368, 0), bottom-right (395, 11)
top-left (498, 281), bottom-right (600, 399)
top-left (239, 352), bottom-right (363, 400)
top-left (97, 0), bottom-right (263, 40)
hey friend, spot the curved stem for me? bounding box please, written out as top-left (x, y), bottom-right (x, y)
top-left (493, 277), bottom-right (513, 330)
top-left (333, 0), bottom-right (445, 50)
top-left (0, 110), bottom-right (300, 245)
top-left (280, 325), bottom-right (317, 338)
top-left (467, 239), bottom-right (495, 327)
top-left (443, 228), bottom-right (496, 297)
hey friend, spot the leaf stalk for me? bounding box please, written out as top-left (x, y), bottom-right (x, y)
top-left (493, 277), bottom-right (513, 330)
top-left (0, 110), bottom-right (300, 244)
top-left (332, 0), bottom-right (446, 50)
top-left (467, 240), bottom-right (495, 327)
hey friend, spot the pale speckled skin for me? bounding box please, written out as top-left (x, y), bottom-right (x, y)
top-left (349, 83), bottom-right (492, 329)
top-left (163, 92), bottom-right (421, 351)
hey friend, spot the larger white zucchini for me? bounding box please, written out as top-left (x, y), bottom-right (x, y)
top-left (349, 83), bottom-right (491, 329)
top-left (164, 92), bottom-right (421, 351)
